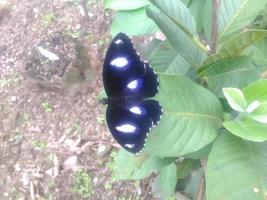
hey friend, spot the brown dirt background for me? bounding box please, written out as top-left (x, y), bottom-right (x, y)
top-left (0, 0), bottom-right (156, 199)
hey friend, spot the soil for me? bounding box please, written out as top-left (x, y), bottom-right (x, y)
top-left (0, 0), bottom-right (155, 199)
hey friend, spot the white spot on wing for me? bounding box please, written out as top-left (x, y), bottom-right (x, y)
top-left (130, 106), bottom-right (142, 115)
top-left (116, 124), bottom-right (136, 133)
top-left (110, 57), bottom-right (128, 68)
top-left (114, 39), bottom-right (123, 45)
top-left (127, 80), bottom-right (138, 89)
top-left (125, 143), bottom-right (135, 148)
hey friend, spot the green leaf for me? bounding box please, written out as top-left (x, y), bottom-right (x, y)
top-left (224, 116), bottom-right (267, 142)
top-left (218, 0), bottom-right (267, 41)
top-left (149, 0), bottom-right (196, 34)
top-left (147, 0), bottom-right (207, 68)
top-left (135, 38), bottom-right (162, 60)
top-left (151, 163), bottom-right (177, 199)
top-left (187, 0), bottom-right (211, 34)
top-left (145, 74), bottom-right (223, 157)
top-left (223, 88), bottom-right (248, 112)
top-left (243, 79), bottom-right (267, 104)
top-left (199, 30), bottom-right (267, 72)
top-left (97, 89), bottom-right (107, 100)
top-left (249, 102), bottom-right (267, 123)
top-left (176, 159), bottom-right (200, 180)
top-left (223, 80), bottom-right (267, 142)
top-left (104, 0), bottom-right (149, 10)
top-left (111, 8), bottom-right (158, 36)
top-left (207, 133), bottom-right (267, 200)
top-left (180, 0), bottom-right (190, 5)
top-left (112, 150), bottom-right (175, 180)
top-left (177, 168), bottom-right (204, 200)
top-left (199, 56), bottom-right (259, 97)
top-left (203, 0), bottom-right (212, 41)
top-left (251, 4), bottom-right (267, 30)
top-left (149, 41), bottom-right (191, 75)
top-left (184, 143), bottom-right (212, 160)
top-left (247, 38), bottom-right (267, 66)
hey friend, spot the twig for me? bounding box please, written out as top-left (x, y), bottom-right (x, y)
top-left (30, 181), bottom-right (35, 200)
top-left (195, 159), bottom-right (208, 200)
top-left (210, 0), bottom-right (220, 54)
top-left (143, 174), bottom-right (156, 200)
top-left (195, 177), bottom-right (205, 200)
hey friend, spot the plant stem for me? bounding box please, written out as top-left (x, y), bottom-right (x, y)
top-left (210, 0), bottom-right (220, 54)
top-left (196, 177), bottom-right (205, 200)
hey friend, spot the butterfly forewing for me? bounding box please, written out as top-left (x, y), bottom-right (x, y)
top-left (103, 33), bottom-right (146, 97)
top-left (120, 63), bottom-right (159, 98)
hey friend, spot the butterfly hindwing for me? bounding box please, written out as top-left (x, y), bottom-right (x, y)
top-left (138, 100), bottom-right (163, 125)
top-left (106, 100), bottom-right (162, 153)
top-left (103, 33), bottom-right (159, 98)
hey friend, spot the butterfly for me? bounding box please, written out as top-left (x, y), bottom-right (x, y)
top-left (101, 32), bottom-right (163, 154)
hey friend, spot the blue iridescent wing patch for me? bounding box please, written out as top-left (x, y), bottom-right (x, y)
top-left (102, 33), bottom-right (163, 154)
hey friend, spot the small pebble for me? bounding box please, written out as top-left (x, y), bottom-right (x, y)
top-left (14, 163), bottom-right (21, 172)
top-left (10, 96), bottom-right (17, 102)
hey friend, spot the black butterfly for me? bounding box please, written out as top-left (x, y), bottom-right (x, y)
top-left (101, 33), bottom-right (163, 154)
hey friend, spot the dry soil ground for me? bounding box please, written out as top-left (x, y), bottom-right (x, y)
top-left (0, 0), bottom-right (155, 199)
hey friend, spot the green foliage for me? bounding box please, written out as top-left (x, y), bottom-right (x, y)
top-left (31, 140), bottom-right (47, 149)
top-left (199, 56), bottom-right (259, 97)
top-left (151, 163), bottom-right (177, 199)
top-left (149, 41), bottom-right (191, 75)
top-left (43, 12), bottom-right (55, 27)
top-left (199, 30), bottom-right (267, 72)
top-left (218, 0), bottom-right (267, 41)
top-left (248, 38), bottom-right (267, 68)
top-left (145, 74), bottom-right (223, 157)
top-left (223, 87), bottom-right (248, 112)
top-left (207, 133), bottom-right (267, 200)
top-left (176, 159), bottom-right (200, 180)
top-left (184, 0), bottom-right (212, 35)
top-left (104, 0), bottom-right (267, 199)
top-left (72, 170), bottom-right (92, 198)
top-left (104, 0), bottom-right (157, 36)
top-left (41, 101), bottom-right (53, 112)
top-left (111, 8), bottom-right (158, 36)
top-left (0, 74), bottom-right (22, 88)
top-left (146, 0), bottom-right (207, 67)
top-left (112, 150), bottom-right (175, 180)
top-left (223, 80), bottom-right (267, 142)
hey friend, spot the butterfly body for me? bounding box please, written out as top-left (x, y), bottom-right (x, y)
top-left (100, 96), bottom-right (141, 105)
top-left (102, 33), bottom-right (163, 154)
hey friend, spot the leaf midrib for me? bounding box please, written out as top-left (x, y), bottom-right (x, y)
top-left (203, 67), bottom-right (253, 77)
top-left (165, 111), bottom-right (222, 122)
top-left (220, 0), bottom-right (249, 38)
top-left (219, 31), bottom-right (267, 57)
